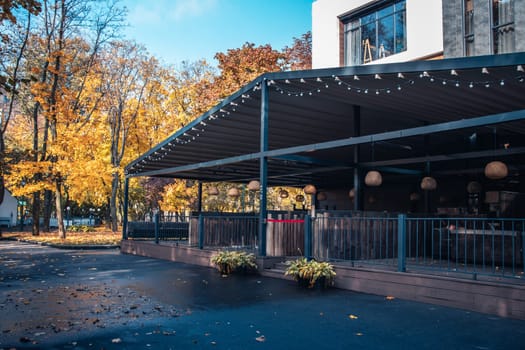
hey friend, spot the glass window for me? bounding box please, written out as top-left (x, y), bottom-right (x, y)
top-left (492, 0), bottom-right (515, 54)
top-left (343, 0), bottom-right (407, 66)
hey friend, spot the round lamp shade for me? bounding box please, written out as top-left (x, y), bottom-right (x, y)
top-left (365, 170), bottom-right (382, 186)
top-left (348, 188), bottom-right (355, 199)
top-left (466, 181), bottom-right (482, 194)
top-left (409, 192), bottom-right (420, 201)
top-left (484, 161), bottom-right (508, 180)
top-left (420, 176), bottom-right (437, 191)
top-left (303, 184), bottom-right (317, 194)
top-left (247, 180), bottom-right (260, 191)
top-left (295, 194), bottom-right (305, 202)
top-left (316, 192), bottom-right (327, 201)
top-left (227, 187), bottom-right (240, 198)
top-left (279, 189), bottom-right (289, 198)
top-left (208, 186), bottom-right (219, 196)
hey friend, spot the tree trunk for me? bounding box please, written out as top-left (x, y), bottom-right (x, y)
top-left (55, 180), bottom-right (66, 239)
top-left (42, 189), bottom-right (52, 232)
top-left (32, 192), bottom-right (40, 236)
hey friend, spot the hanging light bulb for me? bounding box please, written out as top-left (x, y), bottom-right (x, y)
top-left (208, 186), bottom-right (219, 196)
top-left (279, 189), bottom-right (289, 199)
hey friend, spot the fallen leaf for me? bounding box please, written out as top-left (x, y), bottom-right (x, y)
top-left (385, 296), bottom-right (395, 300)
top-left (349, 314), bottom-right (358, 319)
top-left (111, 338), bottom-right (122, 343)
top-left (255, 335), bottom-right (266, 342)
top-left (355, 332), bottom-right (363, 336)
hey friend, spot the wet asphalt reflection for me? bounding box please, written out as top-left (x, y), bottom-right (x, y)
top-left (1, 241), bottom-right (524, 350)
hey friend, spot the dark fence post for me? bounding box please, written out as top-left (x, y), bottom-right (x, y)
top-left (397, 214), bottom-right (407, 272)
top-left (154, 211), bottom-right (160, 244)
top-left (198, 214), bottom-right (204, 249)
top-left (122, 177), bottom-right (129, 240)
top-left (304, 215), bottom-right (312, 259)
top-left (522, 230), bottom-right (525, 273)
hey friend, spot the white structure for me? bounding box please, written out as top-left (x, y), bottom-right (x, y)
top-left (0, 189), bottom-right (18, 227)
top-left (312, 0), bottom-right (443, 69)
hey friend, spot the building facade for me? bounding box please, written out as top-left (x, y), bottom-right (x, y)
top-left (443, 0), bottom-right (525, 58)
top-left (312, 0), bottom-right (444, 69)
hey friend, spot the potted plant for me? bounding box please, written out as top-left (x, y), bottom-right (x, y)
top-left (210, 250), bottom-right (257, 275)
top-left (284, 257), bottom-right (336, 288)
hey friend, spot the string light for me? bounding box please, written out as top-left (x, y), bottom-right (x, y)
top-left (130, 65), bottom-right (524, 174)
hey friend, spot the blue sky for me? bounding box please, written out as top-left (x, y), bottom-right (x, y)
top-left (122, 0), bottom-right (313, 66)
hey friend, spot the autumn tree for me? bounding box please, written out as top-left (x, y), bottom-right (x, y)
top-left (283, 31), bottom-right (312, 71)
top-left (0, 1), bottom-right (38, 205)
top-left (214, 42), bottom-right (285, 98)
top-left (4, 0), bottom-right (125, 237)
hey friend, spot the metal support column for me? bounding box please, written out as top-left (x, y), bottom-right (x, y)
top-left (304, 215), bottom-right (312, 259)
top-left (397, 214), bottom-right (407, 272)
top-left (122, 177), bottom-right (129, 240)
top-left (154, 210), bottom-right (160, 244)
top-left (197, 181), bottom-right (203, 213)
top-left (198, 214), bottom-right (204, 249)
top-left (353, 106), bottom-right (363, 211)
top-left (259, 79), bottom-right (269, 257)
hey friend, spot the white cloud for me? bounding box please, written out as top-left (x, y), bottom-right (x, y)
top-left (169, 0), bottom-right (218, 21)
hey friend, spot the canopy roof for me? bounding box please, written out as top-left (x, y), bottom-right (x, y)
top-left (126, 53), bottom-right (525, 189)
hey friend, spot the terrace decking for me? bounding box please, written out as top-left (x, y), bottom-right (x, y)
top-left (121, 211), bottom-right (525, 320)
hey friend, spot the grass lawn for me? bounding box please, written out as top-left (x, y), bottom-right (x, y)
top-left (0, 226), bottom-right (121, 246)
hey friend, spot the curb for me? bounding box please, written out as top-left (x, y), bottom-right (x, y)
top-left (0, 237), bottom-right (120, 250)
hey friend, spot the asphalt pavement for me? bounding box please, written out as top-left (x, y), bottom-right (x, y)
top-left (0, 240), bottom-right (524, 350)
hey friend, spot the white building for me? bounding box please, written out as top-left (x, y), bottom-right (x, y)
top-left (312, 0), bottom-right (443, 69)
top-left (0, 189), bottom-right (18, 227)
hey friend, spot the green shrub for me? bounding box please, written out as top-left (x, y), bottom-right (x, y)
top-left (284, 257), bottom-right (336, 288)
top-left (211, 250), bottom-right (257, 275)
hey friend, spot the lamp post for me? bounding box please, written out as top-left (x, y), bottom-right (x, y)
top-left (66, 206), bottom-right (71, 228)
top-left (89, 208), bottom-right (95, 226)
top-left (18, 181), bottom-right (26, 231)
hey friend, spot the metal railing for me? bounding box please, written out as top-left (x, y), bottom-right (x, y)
top-left (197, 214), bottom-right (259, 251)
top-left (311, 213), bottom-right (399, 268)
top-left (127, 216), bottom-right (190, 242)
top-left (308, 213), bottom-right (524, 279)
top-left (125, 211), bottom-right (524, 280)
top-left (405, 216), bottom-right (525, 279)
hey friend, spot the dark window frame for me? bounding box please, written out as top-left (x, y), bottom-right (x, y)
top-left (491, 0), bottom-right (515, 54)
top-left (341, 0), bottom-right (407, 66)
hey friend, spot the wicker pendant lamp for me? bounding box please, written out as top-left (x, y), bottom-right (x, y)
top-left (420, 176), bottom-right (437, 191)
top-left (466, 181), bottom-right (482, 193)
top-left (365, 143), bottom-right (382, 186)
top-left (303, 184), bottom-right (317, 195)
top-left (208, 186), bottom-right (219, 196)
top-left (316, 192), bottom-right (327, 201)
top-left (365, 170), bottom-right (383, 186)
top-left (227, 187), bottom-right (240, 198)
top-left (484, 161), bottom-right (508, 180)
top-left (485, 129), bottom-right (508, 180)
top-left (247, 180), bottom-right (260, 191)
